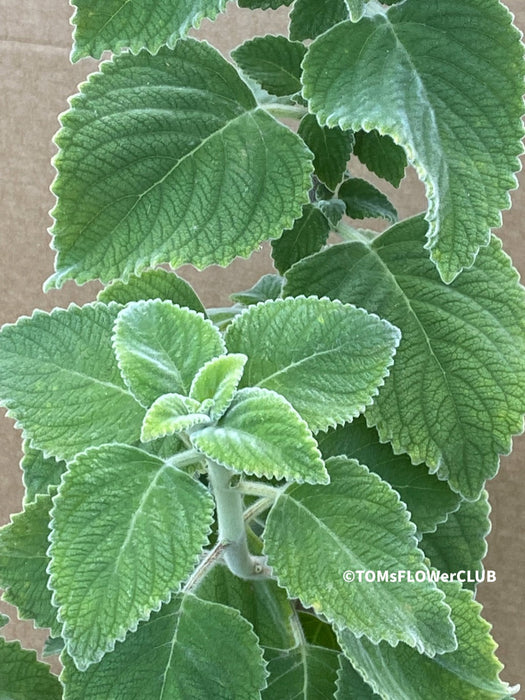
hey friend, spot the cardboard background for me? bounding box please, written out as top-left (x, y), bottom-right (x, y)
top-left (1, 0), bottom-right (524, 690)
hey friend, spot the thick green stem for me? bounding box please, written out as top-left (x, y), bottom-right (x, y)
top-left (207, 460), bottom-right (270, 579)
top-left (165, 448), bottom-right (203, 470)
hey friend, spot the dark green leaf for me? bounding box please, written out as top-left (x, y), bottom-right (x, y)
top-left (298, 114), bottom-right (354, 190)
top-left (264, 644), bottom-right (340, 699)
top-left (271, 204), bottom-right (330, 274)
top-left (338, 177), bottom-right (397, 222)
top-left (21, 442), bottom-right (66, 504)
top-left (230, 274), bottom-right (284, 306)
top-left (232, 35), bottom-right (306, 97)
top-left (47, 39), bottom-right (312, 289)
top-left (290, 0), bottom-right (348, 41)
top-left (0, 639), bottom-right (62, 700)
top-left (285, 216), bottom-right (525, 500)
top-left (238, 0), bottom-right (293, 7)
top-left (336, 655), bottom-right (380, 698)
top-left (352, 129), bottom-right (407, 188)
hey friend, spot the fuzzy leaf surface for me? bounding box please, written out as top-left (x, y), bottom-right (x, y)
top-left (264, 457), bottom-right (455, 655)
top-left (338, 582), bottom-right (515, 700)
top-left (232, 35), bottom-right (306, 97)
top-left (190, 353), bottom-right (247, 420)
top-left (302, 0), bottom-right (524, 281)
top-left (226, 296), bottom-right (400, 432)
top-left (61, 594), bottom-right (267, 699)
top-left (98, 269), bottom-right (205, 313)
top-left (238, 0), bottom-right (293, 8)
top-left (263, 644), bottom-right (341, 699)
top-left (48, 39), bottom-right (312, 289)
top-left (285, 216), bottom-right (525, 499)
top-left (192, 387), bottom-right (328, 484)
top-left (336, 656), bottom-right (380, 699)
top-left (0, 493), bottom-right (59, 635)
top-left (298, 115), bottom-right (354, 190)
top-left (230, 274), bottom-right (284, 306)
top-left (421, 492), bottom-right (491, 592)
top-left (114, 300), bottom-right (225, 407)
top-left (338, 177), bottom-right (397, 222)
top-left (0, 639), bottom-right (62, 700)
top-left (49, 444), bottom-right (214, 669)
top-left (141, 394), bottom-right (211, 441)
top-left (271, 204), bottom-right (330, 275)
top-left (0, 303), bottom-right (144, 461)
top-left (352, 130), bottom-right (407, 187)
top-left (318, 417), bottom-right (461, 535)
top-left (70, 0), bottom-right (227, 61)
top-left (21, 442), bottom-right (66, 504)
top-left (290, 0), bottom-right (348, 41)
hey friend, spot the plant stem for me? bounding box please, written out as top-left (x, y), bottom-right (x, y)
top-left (207, 460), bottom-right (270, 579)
top-left (263, 103), bottom-right (308, 120)
top-left (235, 480), bottom-right (283, 500)
top-left (183, 541), bottom-right (225, 593)
top-left (165, 448), bottom-right (202, 469)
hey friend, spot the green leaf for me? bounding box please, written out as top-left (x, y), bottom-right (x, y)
top-left (345, 0), bottom-right (365, 22)
top-left (114, 300), bottom-right (225, 407)
top-left (0, 613), bottom-right (8, 628)
top-left (226, 296), bottom-right (400, 432)
top-left (264, 457), bottom-right (455, 655)
top-left (0, 639), bottom-right (62, 700)
top-left (338, 177), bottom-right (397, 222)
top-left (284, 217), bottom-right (525, 500)
top-left (0, 493), bottom-right (60, 636)
top-left (352, 129), bottom-right (407, 188)
top-left (318, 198), bottom-right (346, 228)
top-left (230, 274), bottom-right (284, 306)
top-left (47, 39), bottom-right (312, 289)
top-left (192, 387), bottom-right (328, 484)
top-left (141, 393), bottom-right (211, 441)
top-left (21, 442), bottom-right (66, 504)
top-left (70, 0), bottom-right (228, 61)
top-left (420, 492), bottom-right (491, 593)
top-left (336, 656), bottom-right (379, 699)
top-left (271, 204), bottom-right (330, 275)
top-left (290, 0), bottom-right (348, 41)
top-left (299, 611), bottom-right (339, 651)
top-left (98, 269), bottom-right (205, 314)
top-left (264, 643), bottom-right (341, 699)
top-left (196, 563), bottom-right (295, 650)
top-left (62, 594), bottom-right (268, 698)
top-left (232, 35), bottom-right (306, 97)
top-left (338, 582), bottom-right (516, 700)
top-left (238, 0), bottom-right (293, 8)
top-left (190, 353), bottom-right (248, 420)
top-left (48, 444), bottom-right (214, 669)
top-left (302, 0), bottom-right (524, 282)
top-left (298, 115), bottom-right (354, 190)
top-left (43, 636), bottom-right (65, 658)
top-left (0, 303), bottom-right (144, 461)
top-left (317, 417), bottom-right (461, 535)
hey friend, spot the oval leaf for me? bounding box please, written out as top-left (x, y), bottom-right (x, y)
top-left (47, 39), bottom-right (312, 289)
top-left (285, 216), bottom-right (525, 500)
top-left (141, 393), bottom-right (211, 441)
top-left (225, 296), bottom-right (400, 432)
top-left (49, 445), bottom-right (214, 669)
top-left (190, 353), bottom-right (248, 420)
top-left (302, 0), bottom-right (524, 281)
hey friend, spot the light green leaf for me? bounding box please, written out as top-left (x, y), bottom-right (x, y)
top-left (0, 493), bottom-right (60, 636)
top-left (230, 274), bottom-right (284, 306)
top-left (338, 582), bottom-right (516, 700)
top-left (317, 417), bottom-right (461, 535)
top-left (232, 35), bottom-right (306, 97)
top-left (298, 115), bottom-right (354, 190)
top-left (62, 594), bottom-right (268, 699)
top-left (141, 393), bottom-right (211, 441)
top-left (302, 0), bottom-right (524, 282)
top-left (196, 563), bottom-right (295, 650)
top-left (285, 217), bottom-right (525, 499)
top-left (98, 269), bottom-right (205, 314)
top-left (0, 639), bottom-right (62, 700)
top-left (421, 492), bottom-right (491, 593)
top-left (226, 296), bottom-right (400, 432)
top-left (345, 0), bottom-right (365, 22)
top-left (338, 177), bottom-right (397, 222)
top-left (47, 39), bottom-right (312, 289)
top-left (114, 300), bottom-right (225, 407)
top-left (70, 0), bottom-right (228, 61)
top-left (336, 656), bottom-right (379, 699)
top-left (192, 387), bottom-right (328, 484)
top-left (190, 353), bottom-right (247, 420)
top-left (290, 0), bottom-right (348, 41)
top-left (48, 444), bottom-right (214, 669)
top-left (352, 129), bottom-right (407, 188)
top-left (271, 204), bottom-right (330, 275)
top-left (264, 643), bottom-right (341, 699)
top-left (264, 457), bottom-right (455, 655)
top-left (0, 303), bottom-right (144, 461)
top-left (21, 442), bottom-right (66, 505)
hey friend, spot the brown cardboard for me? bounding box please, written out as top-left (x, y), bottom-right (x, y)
top-left (1, 0), bottom-right (524, 690)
